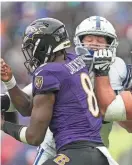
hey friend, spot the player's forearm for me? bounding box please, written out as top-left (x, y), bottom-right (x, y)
top-left (95, 76), bottom-right (116, 115)
top-left (8, 85), bottom-right (32, 116)
top-left (2, 83), bottom-right (33, 115)
top-left (2, 121), bottom-right (44, 146)
top-left (2, 93), bottom-right (52, 146)
top-left (118, 121), bottom-right (132, 133)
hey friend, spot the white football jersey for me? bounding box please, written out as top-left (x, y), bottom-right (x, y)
top-left (109, 57), bottom-right (127, 91)
top-left (39, 128), bottom-right (56, 156)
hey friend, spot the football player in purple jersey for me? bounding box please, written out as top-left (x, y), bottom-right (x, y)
top-left (1, 18), bottom-right (118, 165)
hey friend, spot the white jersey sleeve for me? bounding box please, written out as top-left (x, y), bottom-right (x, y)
top-left (123, 64), bottom-right (132, 90)
top-left (109, 57), bottom-right (127, 91)
top-left (33, 128), bottom-right (56, 165)
top-left (6, 83), bottom-right (32, 112)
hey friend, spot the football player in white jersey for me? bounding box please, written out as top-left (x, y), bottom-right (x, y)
top-left (1, 16), bottom-right (132, 164)
top-left (74, 16), bottom-right (132, 146)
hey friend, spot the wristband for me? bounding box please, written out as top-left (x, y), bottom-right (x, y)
top-left (2, 121), bottom-right (28, 144)
top-left (4, 76), bottom-right (16, 90)
top-left (19, 127), bottom-right (28, 143)
top-left (2, 121), bottom-right (23, 140)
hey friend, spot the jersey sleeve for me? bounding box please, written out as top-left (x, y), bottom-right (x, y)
top-left (109, 57), bottom-right (127, 91)
top-left (122, 64), bottom-right (132, 89)
top-left (116, 57), bottom-right (127, 80)
top-left (32, 69), bottom-right (61, 96)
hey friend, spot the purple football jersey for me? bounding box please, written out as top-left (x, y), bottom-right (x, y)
top-left (32, 53), bottom-right (103, 151)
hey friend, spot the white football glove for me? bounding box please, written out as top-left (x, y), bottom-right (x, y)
top-left (93, 49), bottom-right (115, 76)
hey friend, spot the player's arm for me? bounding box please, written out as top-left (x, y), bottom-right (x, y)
top-left (1, 63), bottom-right (60, 146)
top-left (1, 93), bottom-right (55, 146)
top-left (5, 85), bottom-right (32, 117)
top-left (93, 50), bottom-right (132, 121)
top-left (118, 121), bottom-right (132, 133)
top-left (1, 58), bottom-right (32, 116)
top-left (1, 84), bottom-right (32, 115)
top-left (95, 76), bottom-right (116, 116)
top-left (95, 76), bottom-right (132, 120)
top-left (117, 64), bottom-right (132, 132)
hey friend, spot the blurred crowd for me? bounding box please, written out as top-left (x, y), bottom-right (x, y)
top-left (1, 2), bottom-right (132, 165)
top-left (1, 2), bottom-right (132, 89)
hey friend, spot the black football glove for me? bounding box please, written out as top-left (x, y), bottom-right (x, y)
top-left (93, 49), bottom-right (115, 76)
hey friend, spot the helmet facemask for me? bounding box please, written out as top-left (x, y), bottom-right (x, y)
top-left (74, 33), bottom-right (118, 73)
top-left (22, 38), bottom-right (43, 75)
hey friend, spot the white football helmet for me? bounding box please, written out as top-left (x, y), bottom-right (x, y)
top-left (74, 16), bottom-right (118, 61)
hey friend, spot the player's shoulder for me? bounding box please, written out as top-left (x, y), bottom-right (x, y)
top-left (34, 53), bottom-right (76, 77)
top-left (34, 63), bottom-right (62, 78)
top-left (112, 57), bottom-right (126, 67)
top-left (110, 57), bottom-right (127, 79)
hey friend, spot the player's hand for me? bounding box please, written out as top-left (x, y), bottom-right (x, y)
top-left (1, 94), bottom-right (10, 112)
top-left (0, 58), bottom-right (13, 82)
top-left (93, 49), bottom-right (115, 76)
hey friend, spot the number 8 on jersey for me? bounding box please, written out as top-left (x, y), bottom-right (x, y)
top-left (81, 73), bottom-right (99, 117)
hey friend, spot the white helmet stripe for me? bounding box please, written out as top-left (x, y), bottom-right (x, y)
top-left (33, 39), bottom-right (41, 56)
top-left (53, 40), bottom-right (71, 53)
top-left (96, 16), bottom-right (101, 29)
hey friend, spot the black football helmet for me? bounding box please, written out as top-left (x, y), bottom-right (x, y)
top-left (22, 17), bottom-right (71, 74)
